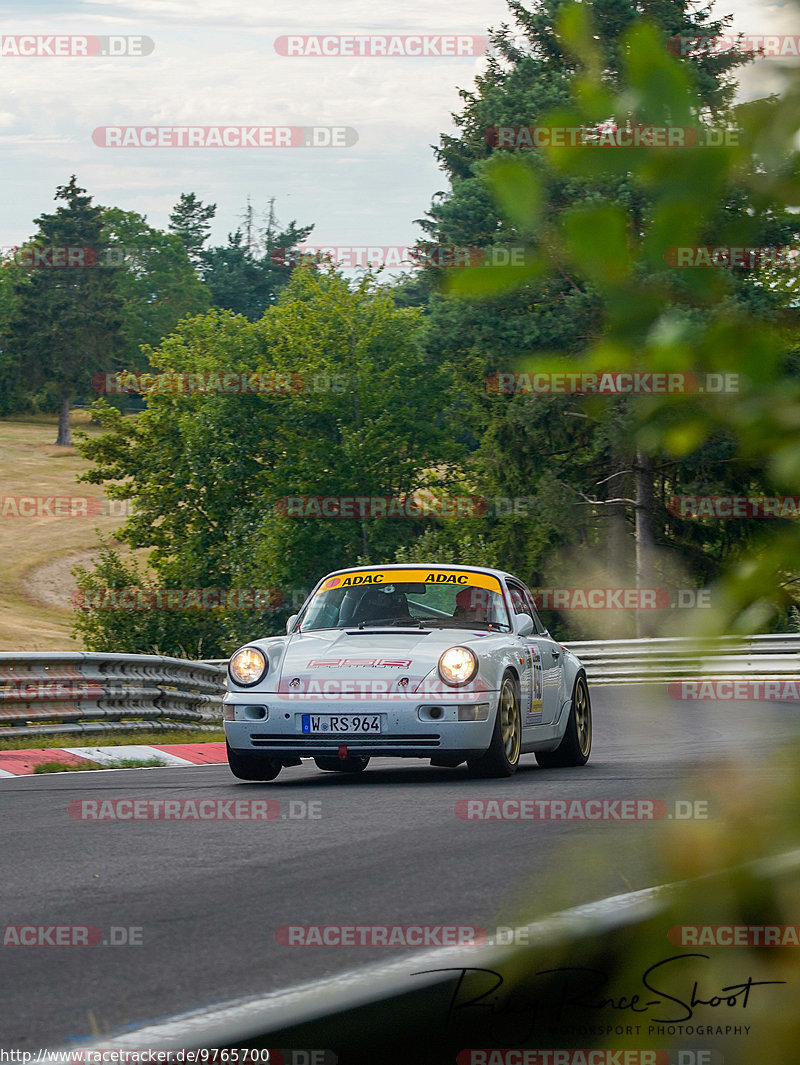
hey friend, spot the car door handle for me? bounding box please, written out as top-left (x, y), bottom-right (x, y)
top-left (550, 649), bottom-right (561, 658)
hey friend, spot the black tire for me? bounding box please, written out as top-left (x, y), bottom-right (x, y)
top-left (535, 673), bottom-right (592, 768)
top-left (226, 741), bottom-right (282, 781)
top-left (467, 671), bottom-right (522, 778)
top-left (314, 755), bottom-right (370, 774)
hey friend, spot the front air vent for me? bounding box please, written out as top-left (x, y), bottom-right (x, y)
top-left (249, 734), bottom-right (441, 748)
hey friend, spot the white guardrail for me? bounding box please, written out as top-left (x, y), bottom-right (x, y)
top-left (0, 652), bottom-right (225, 739)
top-left (567, 632), bottom-right (800, 684)
top-left (1, 635), bottom-right (797, 738)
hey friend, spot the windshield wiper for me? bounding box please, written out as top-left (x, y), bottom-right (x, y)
top-left (357, 616), bottom-right (428, 629)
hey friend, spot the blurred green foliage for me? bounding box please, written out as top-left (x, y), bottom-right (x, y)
top-left (434, 4), bottom-right (800, 636)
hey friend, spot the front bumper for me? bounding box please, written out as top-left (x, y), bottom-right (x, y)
top-left (223, 690), bottom-right (499, 759)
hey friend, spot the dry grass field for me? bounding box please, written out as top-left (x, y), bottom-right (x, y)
top-left (0, 413), bottom-right (228, 747)
top-left (0, 411), bottom-right (133, 650)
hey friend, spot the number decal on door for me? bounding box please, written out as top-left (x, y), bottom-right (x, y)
top-left (526, 644), bottom-right (543, 725)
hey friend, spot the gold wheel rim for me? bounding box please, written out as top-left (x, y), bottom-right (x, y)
top-left (500, 678), bottom-right (521, 764)
top-left (575, 680), bottom-right (591, 756)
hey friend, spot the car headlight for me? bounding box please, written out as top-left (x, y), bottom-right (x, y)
top-left (229, 646), bottom-right (268, 687)
top-left (438, 646), bottom-right (478, 686)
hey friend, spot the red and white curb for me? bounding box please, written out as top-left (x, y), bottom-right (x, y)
top-left (0, 742), bottom-right (227, 776)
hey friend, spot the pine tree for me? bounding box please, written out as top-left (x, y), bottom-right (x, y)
top-left (202, 203), bottom-right (314, 321)
top-left (7, 177), bottom-right (123, 445)
top-left (168, 192), bottom-right (217, 267)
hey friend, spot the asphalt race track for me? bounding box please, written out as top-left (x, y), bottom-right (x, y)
top-left (1, 683), bottom-right (798, 1049)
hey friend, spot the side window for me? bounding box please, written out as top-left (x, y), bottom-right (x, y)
top-left (522, 588), bottom-right (548, 634)
top-left (507, 583), bottom-right (527, 614)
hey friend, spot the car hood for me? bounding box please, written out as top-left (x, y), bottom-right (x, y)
top-left (265, 627), bottom-right (499, 695)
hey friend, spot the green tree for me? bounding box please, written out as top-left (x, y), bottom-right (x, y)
top-left (75, 268), bottom-right (459, 656)
top-left (101, 207), bottom-right (210, 370)
top-left (0, 257), bottom-right (27, 415)
top-left (6, 177), bottom-right (123, 444)
top-left (168, 192), bottom-right (216, 267)
top-left (202, 213), bottom-right (313, 320)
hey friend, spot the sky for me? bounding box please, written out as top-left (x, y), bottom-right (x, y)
top-left (0, 0), bottom-right (797, 255)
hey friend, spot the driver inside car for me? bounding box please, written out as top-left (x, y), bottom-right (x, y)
top-left (452, 586), bottom-right (491, 625)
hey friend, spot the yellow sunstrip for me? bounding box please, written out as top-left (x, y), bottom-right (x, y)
top-left (317, 568), bottom-right (503, 594)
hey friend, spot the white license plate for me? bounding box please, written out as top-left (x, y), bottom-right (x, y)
top-left (301, 714), bottom-right (382, 734)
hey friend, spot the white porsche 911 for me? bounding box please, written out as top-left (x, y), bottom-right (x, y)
top-left (223, 564), bottom-right (591, 781)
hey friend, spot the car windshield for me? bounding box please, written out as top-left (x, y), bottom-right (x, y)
top-left (296, 568), bottom-right (512, 632)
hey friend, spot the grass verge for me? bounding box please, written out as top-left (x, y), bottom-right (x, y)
top-left (32, 758), bottom-right (168, 773)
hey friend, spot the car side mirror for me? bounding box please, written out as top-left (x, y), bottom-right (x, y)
top-left (286, 613), bottom-right (299, 634)
top-left (513, 613), bottom-right (534, 637)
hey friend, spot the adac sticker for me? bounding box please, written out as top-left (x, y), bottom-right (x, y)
top-left (322, 573), bottom-right (384, 590)
top-left (317, 568), bottom-right (502, 594)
